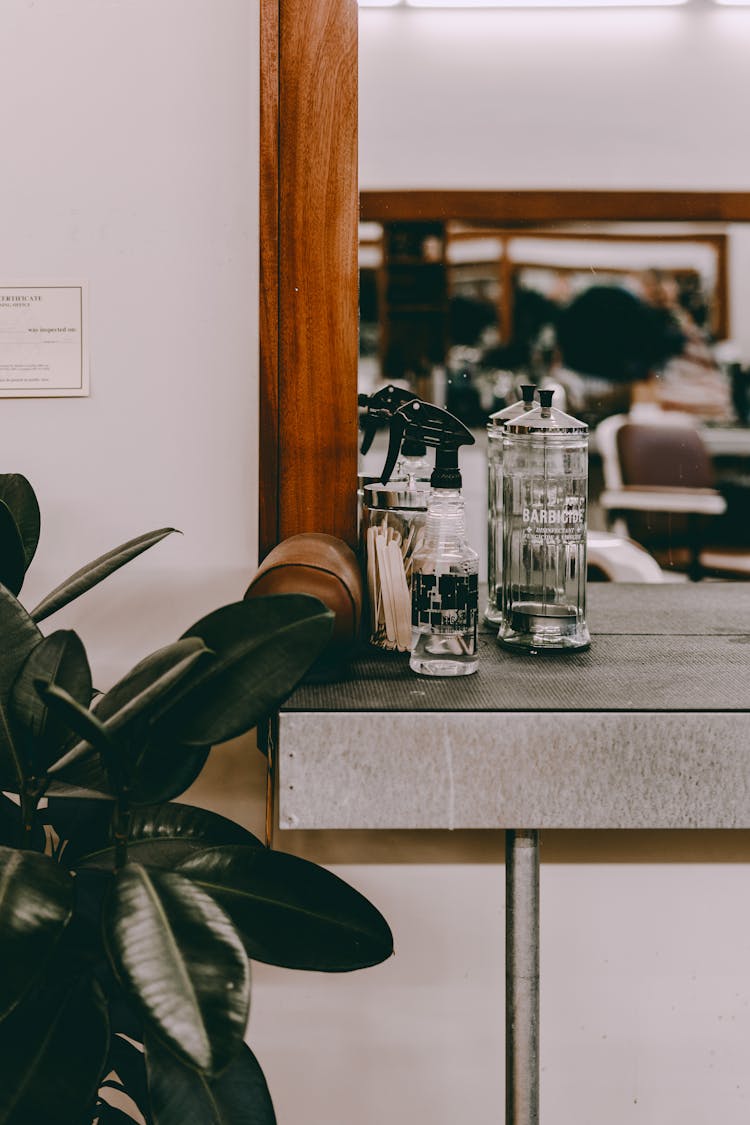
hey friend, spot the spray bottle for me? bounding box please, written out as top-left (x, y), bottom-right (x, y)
top-left (358, 385), bottom-right (431, 486)
top-left (384, 400), bottom-right (478, 677)
top-left (359, 386), bottom-right (432, 652)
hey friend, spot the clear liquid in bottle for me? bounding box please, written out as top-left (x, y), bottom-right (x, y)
top-left (410, 490), bottom-right (479, 676)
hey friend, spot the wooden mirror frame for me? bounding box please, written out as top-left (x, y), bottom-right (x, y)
top-left (259, 1), bottom-right (750, 558)
top-left (259, 0), bottom-right (359, 558)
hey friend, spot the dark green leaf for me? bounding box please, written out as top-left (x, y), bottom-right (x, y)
top-left (161, 595), bottom-right (333, 746)
top-left (0, 499), bottom-right (27, 596)
top-left (56, 867), bottom-right (111, 975)
top-left (0, 474), bottom-right (40, 568)
top-left (51, 740), bottom-right (208, 808)
top-left (0, 975), bottom-right (109, 1125)
top-left (41, 683), bottom-right (119, 794)
top-left (47, 640), bottom-right (210, 800)
top-left (29, 527), bottom-right (178, 624)
top-left (48, 733), bottom-right (206, 807)
top-left (72, 802), bottom-right (262, 870)
top-left (0, 847), bottom-right (75, 1019)
top-left (45, 758), bottom-right (113, 799)
top-left (104, 865), bottom-right (250, 1075)
top-left (146, 1034), bottom-right (276, 1125)
top-left (30, 864), bottom-right (143, 1042)
top-left (10, 630), bottom-right (92, 773)
top-left (106, 1035), bottom-right (151, 1121)
top-left (0, 586), bottom-right (43, 789)
top-left (93, 640), bottom-right (211, 804)
top-left (127, 739), bottom-right (210, 806)
top-left (96, 638), bottom-right (211, 730)
top-left (42, 719), bottom-right (113, 798)
top-left (100, 974), bottom-right (144, 1042)
top-left (0, 792), bottom-right (44, 850)
top-left (178, 846), bottom-right (394, 971)
top-left (46, 796), bottom-right (112, 852)
top-left (0, 794), bottom-right (22, 848)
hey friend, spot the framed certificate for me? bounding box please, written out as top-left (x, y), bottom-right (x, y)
top-left (0, 283), bottom-right (89, 397)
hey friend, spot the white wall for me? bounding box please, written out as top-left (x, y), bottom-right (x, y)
top-left (359, 7), bottom-right (750, 190)
top-left (0, 0), bottom-right (259, 686)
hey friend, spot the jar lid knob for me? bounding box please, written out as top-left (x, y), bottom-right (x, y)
top-left (539, 388), bottom-right (554, 417)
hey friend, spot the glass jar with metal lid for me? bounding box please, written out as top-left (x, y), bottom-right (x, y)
top-left (485, 384), bottom-right (537, 625)
top-left (498, 389), bottom-right (591, 654)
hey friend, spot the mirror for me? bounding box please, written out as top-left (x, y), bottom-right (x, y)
top-left (357, 6), bottom-right (750, 581)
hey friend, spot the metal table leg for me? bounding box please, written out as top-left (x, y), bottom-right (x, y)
top-left (506, 829), bottom-right (540, 1125)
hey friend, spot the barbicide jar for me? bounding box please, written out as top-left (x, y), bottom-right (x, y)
top-left (498, 389), bottom-right (591, 654)
top-left (485, 384), bottom-right (536, 624)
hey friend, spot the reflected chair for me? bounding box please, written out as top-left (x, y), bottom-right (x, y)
top-left (587, 530), bottom-right (665, 582)
top-left (596, 412), bottom-right (750, 579)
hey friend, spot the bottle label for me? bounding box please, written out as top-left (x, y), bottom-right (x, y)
top-left (412, 573), bottom-right (478, 632)
top-left (520, 486), bottom-right (586, 545)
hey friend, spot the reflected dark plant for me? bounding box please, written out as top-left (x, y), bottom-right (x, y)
top-left (0, 475), bottom-right (393, 1125)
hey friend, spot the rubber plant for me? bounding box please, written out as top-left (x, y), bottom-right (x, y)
top-left (0, 474), bottom-right (393, 1125)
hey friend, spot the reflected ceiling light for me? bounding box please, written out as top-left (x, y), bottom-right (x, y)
top-left (405, 0), bottom-right (688, 6)
top-left (712, 0), bottom-right (750, 5)
top-left (360, 0), bottom-right (691, 5)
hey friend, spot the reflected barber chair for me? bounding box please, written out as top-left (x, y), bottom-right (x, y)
top-left (587, 530), bottom-right (665, 583)
top-left (596, 413), bottom-right (750, 580)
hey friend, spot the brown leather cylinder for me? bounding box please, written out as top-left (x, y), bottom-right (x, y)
top-left (244, 533), bottom-right (362, 656)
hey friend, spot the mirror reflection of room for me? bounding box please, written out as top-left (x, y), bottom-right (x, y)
top-left (358, 3), bottom-right (750, 582)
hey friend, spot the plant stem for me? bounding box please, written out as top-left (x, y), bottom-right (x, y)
top-left (113, 795), bottom-right (132, 871)
top-left (20, 780), bottom-right (43, 849)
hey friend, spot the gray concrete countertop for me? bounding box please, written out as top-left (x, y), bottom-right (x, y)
top-left (278, 583), bottom-right (750, 831)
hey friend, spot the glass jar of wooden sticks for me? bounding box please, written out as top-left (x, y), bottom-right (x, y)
top-left (361, 481), bottom-right (429, 652)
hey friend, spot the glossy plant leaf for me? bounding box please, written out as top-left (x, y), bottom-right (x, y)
top-left (29, 527), bottom-right (177, 624)
top-left (10, 630), bottom-right (92, 773)
top-left (47, 738), bottom-right (208, 809)
top-left (160, 595), bottom-right (333, 746)
top-left (0, 975), bottom-right (109, 1125)
top-left (99, 971), bottom-right (144, 1043)
top-left (0, 474), bottom-right (40, 569)
top-left (127, 739), bottom-right (211, 806)
top-left (46, 720), bottom-right (210, 810)
top-left (89, 643), bottom-right (211, 804)
top-left (0, 847), bottom-right (75, 1019)
top-left (40, 683), bottom-right (118, 798)
top-left (103, 865), bottom-right (250, 1075)
top-left (0, 792), bottom-right (44, 850)
top-left (53, 867), bottom-right (111, 979)
top-left (45, 757), bottom-right (113, 799)
top-left (84, 906), bottom-right (145, 1042)
top-left (0, 586), bottom-right (43, 789)
top-left (0, 499), bottom-right (27, 596)
top-left (39, 695), bottom-right (113, 798)
top-left (68, 801), bottom-right (262, 870)
top-left (178, 846), bottom-right (394, 971)
top-left (45, 640), bottom-right (211, 806)
top-left (95, 638), bottom-right (211, 729)
top-left (0, 795), bottom-right (21, 849)
top-left (47, 729), bottom-right (208, 806)
top-left (45, 796), bottom-right (114, 857)
top-left (146, 1033), bottom-right (276, 1125)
